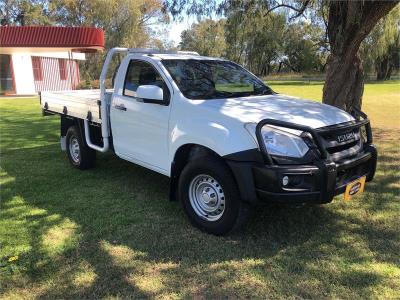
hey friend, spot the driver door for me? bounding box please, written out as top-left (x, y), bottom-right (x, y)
top-left (110, 59), bottom-right (171, 174)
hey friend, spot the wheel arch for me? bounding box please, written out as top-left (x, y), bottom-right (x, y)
top-left (169, 143), bottom-right (223, 201)
top-left (169, 143), bottom-right (260, 205)
top-left (61, 116), bottom-right (106, 150)
top-left (61, 115), bottom-right (80, 137)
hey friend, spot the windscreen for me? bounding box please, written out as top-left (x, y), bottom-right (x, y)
top-left (161, 59), bottom-right (273, 100)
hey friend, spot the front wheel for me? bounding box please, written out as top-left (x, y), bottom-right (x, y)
top-left (179, 156), bottom-right (250, 235)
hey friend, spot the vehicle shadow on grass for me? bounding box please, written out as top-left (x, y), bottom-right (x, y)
top-left (366, 128), bottom-right (400, 205)
top-left (0, 141), bottom-right (398, 298)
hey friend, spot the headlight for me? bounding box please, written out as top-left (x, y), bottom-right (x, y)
top-left (245, 123), bottom-right (309, 158)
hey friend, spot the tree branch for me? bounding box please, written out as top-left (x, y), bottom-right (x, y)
top-left (266, 0), bottom-right (311, 20)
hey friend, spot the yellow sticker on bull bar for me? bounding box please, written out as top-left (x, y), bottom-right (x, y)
top-left (344, 176), bottom-right (366, 201)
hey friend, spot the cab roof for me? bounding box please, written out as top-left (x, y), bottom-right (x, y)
top-left (129, 53), bottom-right (226, 61)
top-left (153, 53), bottom-right (224, 60)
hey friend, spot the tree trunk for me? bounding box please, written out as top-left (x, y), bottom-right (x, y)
top-left (320, 61), bottom-right (327, 73)
top-left (323, 52), bottom-right (364, 111)
top-left (376, 56), bottom-right (390, 81)
top-left (322, 0), bottom-right (398, 112)
top-left (283, 61), bottom-right (299, 72)
top-left (386, 63), bottom-right (393, 80)
top-left (277, 61), bottom-right (283, 73)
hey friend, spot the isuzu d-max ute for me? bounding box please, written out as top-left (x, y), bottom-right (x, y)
top-left (41, 48), bottom-right (377, 235)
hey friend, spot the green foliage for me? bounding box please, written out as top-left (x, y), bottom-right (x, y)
top-left (282, 22), bottom-right (327, 73)
top-left (179, 1), bottom-right (328, 76)
top-left (49, 0), bottom-right (170, 79)
top-left (176, 0), bottom-right (399, 79)
top-left (362, 6), bottom-right (399, 60)
top-left (0, 0), bottom-right (52, 25)
top-left (180, 18), bottom-right (226, 57)
top-left (224, 1), bottom-right (287, 75)
top-left (361, 6), bottom-right (400, 80)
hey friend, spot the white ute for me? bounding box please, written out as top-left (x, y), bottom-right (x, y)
top-left (41, 48), bottom-right (377, 235)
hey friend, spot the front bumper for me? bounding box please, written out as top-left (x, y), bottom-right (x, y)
top-left (227, 144), bottom-right (377, 205)
top-left (252, 144), bottom-right (377, 204)
top-left (226, 114), bottom-right (378, 205)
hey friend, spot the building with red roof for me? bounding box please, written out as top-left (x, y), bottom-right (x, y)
top-left (0, 26), bottom-right (104, 95)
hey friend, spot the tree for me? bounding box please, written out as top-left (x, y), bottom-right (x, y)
top-left (0, 0), bottom-right (52, 25)
top-left (48, 0), bottom-right (169, 49)
top-left (282, 22), bottom-right (325, 73)
top-left (322, 1), bottom-right (398, 111)
top-left (224, 1), bottom-right (286, 75)
top-left (180, 18), bottom-right (226, 57)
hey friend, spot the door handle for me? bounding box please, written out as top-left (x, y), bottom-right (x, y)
top-left (114, 104), bottom-right (127, 111)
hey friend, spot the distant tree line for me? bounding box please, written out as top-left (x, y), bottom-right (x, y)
top-left (180, 2), bottom-right (400, 81)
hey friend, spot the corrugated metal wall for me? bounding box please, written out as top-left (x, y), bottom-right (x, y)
top-left (32, 56), bottom-right (80, 92)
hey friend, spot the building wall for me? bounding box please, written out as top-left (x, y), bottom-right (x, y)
top-left (12, 54), bottom-right (36, 95)
top-left (10, 52), bottom-right (82, 95)
top-left (31, 56), bottom-right (80, 92)
top-left (31, 52), bottom-right (85, 60)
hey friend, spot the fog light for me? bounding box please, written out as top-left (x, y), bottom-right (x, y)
top-left (282, 176), bottom-right (289, 186)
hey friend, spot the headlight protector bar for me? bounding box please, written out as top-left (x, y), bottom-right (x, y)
top-left (255, 110), bottom-right (372, 165)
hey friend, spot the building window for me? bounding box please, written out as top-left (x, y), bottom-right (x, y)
top-left (0, 54), bottom-right (15, 94)
top-left (58, 59), bottom-right (67, 80)
top-left (31, 57), bottom-right (43, 81)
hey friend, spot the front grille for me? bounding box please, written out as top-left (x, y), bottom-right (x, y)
top-left (319, 127), bottom-right (363, 162)
top-left (327, 140), bottom-right (358, 154)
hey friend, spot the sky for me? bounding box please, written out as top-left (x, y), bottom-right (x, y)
top-left (164, 0), bottom-right (223, 47)
top-left (166, 15), bottom-right (197, 46)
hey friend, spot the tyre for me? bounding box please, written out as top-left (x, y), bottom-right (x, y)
top-left (66, 125), bottom-right (96, 170)
top-left (179, 156), bottom-right (250, 235)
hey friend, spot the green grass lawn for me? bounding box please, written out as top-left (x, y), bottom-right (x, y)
top-left (1, 81), bottom-right (399, 299)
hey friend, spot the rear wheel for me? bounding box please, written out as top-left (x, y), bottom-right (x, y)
top-left (66, 125), bottom-right (96, 170)
top-left (179, 156), bottom-right (250, 235)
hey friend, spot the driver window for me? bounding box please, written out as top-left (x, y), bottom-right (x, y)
top-left (123, 60), bottom-right (165, 97)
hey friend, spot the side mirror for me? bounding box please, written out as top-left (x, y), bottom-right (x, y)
top-left (136, 85), bottom-right (164, 103)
